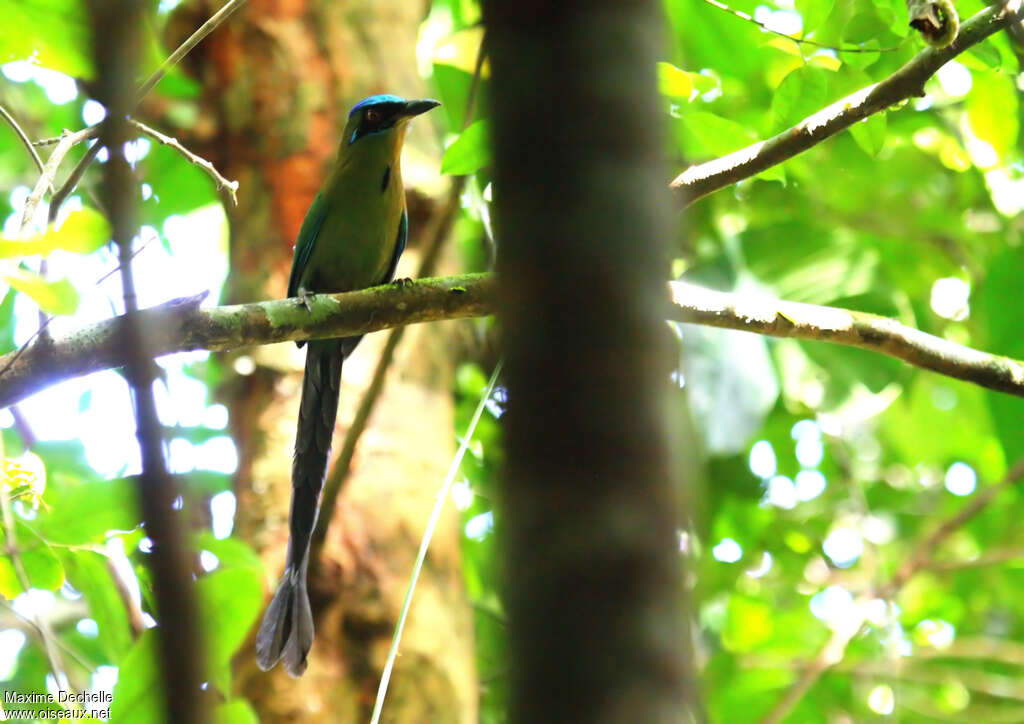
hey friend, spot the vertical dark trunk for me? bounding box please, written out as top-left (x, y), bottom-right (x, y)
top-left (483, 2), bottom-right (699, 721)
top-left (90, 1), bottom-right (204, 721)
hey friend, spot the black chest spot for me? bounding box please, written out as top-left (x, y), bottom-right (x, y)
top-left (380, 165), bottom-right (391, 193)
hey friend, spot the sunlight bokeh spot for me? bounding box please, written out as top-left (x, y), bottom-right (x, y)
top-left (795, 436), bottom-right (824, 467)
top-left (930, 277), bottom-right (970, 321)
top-left (822, 527), bottom-right (863, 568)
top-left (764, 475), bottom-right (796, 509)
top-left (809, 585), bottom-right (856, 628)
top-left (712, 538), bottom-right (743, 563)
top-left (944, 462), bottom-right (976, 497)
top-left (210, 491), bottom-right (236, 540)
top-left (749, 440), bottom-right (776, 479)
top-left (795, 470), bottom-right (826, 501)
top-left (867, 684), bottom-right (894, 715)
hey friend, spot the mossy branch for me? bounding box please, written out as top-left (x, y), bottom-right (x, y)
top-left (1, 273), bottom-right (1023, 408)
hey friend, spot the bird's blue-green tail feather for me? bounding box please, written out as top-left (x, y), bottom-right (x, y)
top-left (256, 339), bottom-right (343, 677)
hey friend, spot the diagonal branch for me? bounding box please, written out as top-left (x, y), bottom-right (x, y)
top-left (2, 274), bottom-right (1024, 410)
top-left (671, 2), bottom-right (1022, 207)
top-left (0, 103), bottom-right (45, 174)
top-left (128, 119), bottom-right (239, 205)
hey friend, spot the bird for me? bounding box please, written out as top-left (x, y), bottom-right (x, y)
top-left (256, 94), bottom-right (440, 677)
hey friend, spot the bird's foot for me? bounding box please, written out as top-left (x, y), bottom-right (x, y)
top-left (296, 290), bottom-right (314, 311)
top-left (392, 277), bottom-right (414, 289)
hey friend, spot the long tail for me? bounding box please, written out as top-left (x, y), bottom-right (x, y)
top-left (256, 339), bottom-right (343, 677)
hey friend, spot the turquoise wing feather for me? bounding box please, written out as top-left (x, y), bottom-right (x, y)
top-left (287, 191), bottom-right (330, 298)
top-left (381, 208), bottom-right (408, 283)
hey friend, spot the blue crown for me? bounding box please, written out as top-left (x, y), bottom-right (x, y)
top-left (349, 94), bottom-right (406, 117)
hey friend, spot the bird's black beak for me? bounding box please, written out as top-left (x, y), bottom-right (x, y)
top-left (401, 99), bottom-right (441, 118)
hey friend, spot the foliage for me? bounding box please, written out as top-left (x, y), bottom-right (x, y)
top-left (0, 2), bottom-right (250, 721)
top-left (429, 0), bottom-right (1024, 721)
top-left (0, 0), bottom-right (1022, 720)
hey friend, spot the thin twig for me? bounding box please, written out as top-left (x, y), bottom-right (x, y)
top-left (0, 103), bottom-right (45, 174)
top-left (133, 0), bottom-right (248, 103)
top-left (128, 120), bottom-right (238, 205)
top-left (18, 126), bottom-right (97, 236)
top-left (370, 359), bottom-right (503, 724)
top-left (701, 0), bottom-right (903, 53)
top-left (0, 597), bottom-right (95, 673)
top-left (926, 546), bottom-right (1024, 572)
top-left (882, 458), bottom-right (1024, 595)
top-left (45, 142), bottom-right (102, 228)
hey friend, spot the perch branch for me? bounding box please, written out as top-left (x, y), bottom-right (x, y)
top-left (312, 30), bottom-right (489, 556)
top-left (3, 275), bottom-right (1024, 410)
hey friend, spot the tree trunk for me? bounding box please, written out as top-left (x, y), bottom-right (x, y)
top-left (483, 1), bottom-right (700, 720)
top-left (166, 1), bottom-right (477, 720)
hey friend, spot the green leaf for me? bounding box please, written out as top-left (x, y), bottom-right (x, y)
top-left (843, 9), bottom-right (890, 44)
top-left (658, 62), bottom-right (717, 100)
top-left (881, 376), bottom-right (1005, 481)
top-left (4, 270), bottom-right (79, 315)
top-left (840, 38), bottom-right (881, 71)
top-left (966, 71), bottom-right (1018, 163)
top-left (442, 120), bottom-right (491, 175)
top-left (0, 524), bottom-right (64, 597)
top-left (962, 39), bottom-right (1002, 71)
top-left (772, 67), bottom-right (828, 128)
top-left (19, 543), bottom-right (64, 591)
top-left (796, 0), bottom-right (836, 33)
top-left (976, 248), bottom-right (1024, 462)
top-left (431, 63), bottom-right (488, 132)
top-left (199, 567), bottom-right (263, 692)
top-left (35, 478), bottom-right (140, 544)
top-left (0, 556), bottom-right (18, 599)
top-left (849, 112), bottom-right (887, 156)
top-left (139, 145), bottom-right (220, 226)
top-left (61, 550), bottom-right (133, 661)
top-left (213, 700), bottom-right (259, 724)
top-left (0, 208), bottom-right (111, 258)
top-left (110, 631), bottom-right (164, 724)
top-left (193, 533), bottom-right (263, 573)
top-left (755, 164), bottom-right (786, 186)
top-left (658, 61), bottom-right (692, 98)
top-left (0, 0), bottom-right (94, 78)
top-left (679, 111), bottom-right (755, 157)
top-left (722, 595), bottom-right (774, 652)
top-left (0, 287), bottom-right (17, 354)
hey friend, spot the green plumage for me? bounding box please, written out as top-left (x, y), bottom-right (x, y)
top-left (256, 95), bottom-right (439, 677)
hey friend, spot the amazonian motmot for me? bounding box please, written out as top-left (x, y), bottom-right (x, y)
top-left (256, 94), bottom-right (440, 677)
